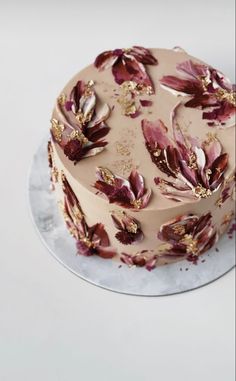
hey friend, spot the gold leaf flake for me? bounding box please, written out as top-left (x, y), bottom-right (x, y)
top-left (51, 119), bottom-right (64, 142)
top-left (188, 152), bottom-right (198, 170)
top-left (131, 199), bottom-right (142, 209)
top-left (57, 93), bottom-right (67, 106)
top-left (68, 129), bottom-right (88, 145)
top-left (127, 222), bottom-right (138, 234)
top-left (180, 234), bottom-right (198, 254)
top-left (99, 167), bottom-right (115, 185)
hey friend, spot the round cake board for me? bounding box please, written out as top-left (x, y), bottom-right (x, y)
top-left (28, 136), bottom-right (235, 296)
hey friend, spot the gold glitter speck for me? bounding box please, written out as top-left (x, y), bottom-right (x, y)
top-left (194, 184), bottom-right (212, 199)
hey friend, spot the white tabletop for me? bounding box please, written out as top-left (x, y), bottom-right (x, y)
top-left (0, 1), bottom-right (235, 380)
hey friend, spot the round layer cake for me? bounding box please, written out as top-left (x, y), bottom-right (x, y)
top-left (48, 46), bottom-right (235, 270)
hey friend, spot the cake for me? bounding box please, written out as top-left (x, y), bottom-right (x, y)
top-left (48, 46), bottom-right (235, 270)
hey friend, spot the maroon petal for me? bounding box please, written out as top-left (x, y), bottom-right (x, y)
top-left (115, 230), bottom-right (136, 245)
top-left (201, 231), bottom-right (218, 253)
top-left (86, 125), bottom-right (110, 142)
top-left (113, 56), bottom-right (154, 91)
top-left (185, 94), bottom-right (219, 108)
top-left (96, 246), bottom-right (116, 259)
top-left (132, 255), bottom-right (147, 267)
top-left (203, 101), bottom-right (236, 126)
top-left (128, 169), bottom-right (145, 199)
top-left (65, 100), bottom-right (74, 111)
top-left (140, 99), bottom-right (153, 107)
top-left (158, 215), bottom-right (198, 244)
top-left (165, 146), bottom-right (180, 174)
top-left (209, 153), bottom-right (228, 185)
top-left (70, 80), bottom-right (85, 113)
top-left (92, 223), bottom-right (110, 246)
top-left (130, 46), bottom-right (158, 65)
top-left (193, 212), bottom-right (212, 236)
top-left (160, 76), bottom-right (203, 95)
top-left (111, 213), bottom-right (125, 230)
top-left (64, 139), bottom-right (83, 162)
top-left (94, 50), bottom-right (118, 70)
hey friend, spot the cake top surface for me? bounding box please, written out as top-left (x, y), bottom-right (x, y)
top-left (51, 47), bottom-right (235, 211)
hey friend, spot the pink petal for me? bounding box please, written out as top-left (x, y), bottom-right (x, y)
top-left (176, 60), bottom-right (209, 80)
top-left (146, 256), bottom-right (158, 271)
top-left (204, 139), bottom-right (222, 168)
top-left (142, 119), bottom-right (172, 149)
top-left (140, 188), bottom-right (152, 208)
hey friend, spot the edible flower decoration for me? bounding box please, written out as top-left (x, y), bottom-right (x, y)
top-left (142, 104), bottom-right (229, 202)
top-left (61, 172), bottom-right (116, 258)
top-left (94, 167), bottom-right (152, 210)
top-left (111, 211), bottom-right (144, 245)
top-left (158, 212), bottom-right (218, 263)
top-left (51, 80), bottom-right (111, 163)
top-left (120, 252), bottom-right (158, 271)
top-left (160, 60), bottom-right (236, 128)
top-left (94, 46), bottom-right (158, 93)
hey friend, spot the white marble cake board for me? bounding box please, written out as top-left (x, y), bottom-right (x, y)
top-left (28, 137), bottom-right (235, 296)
